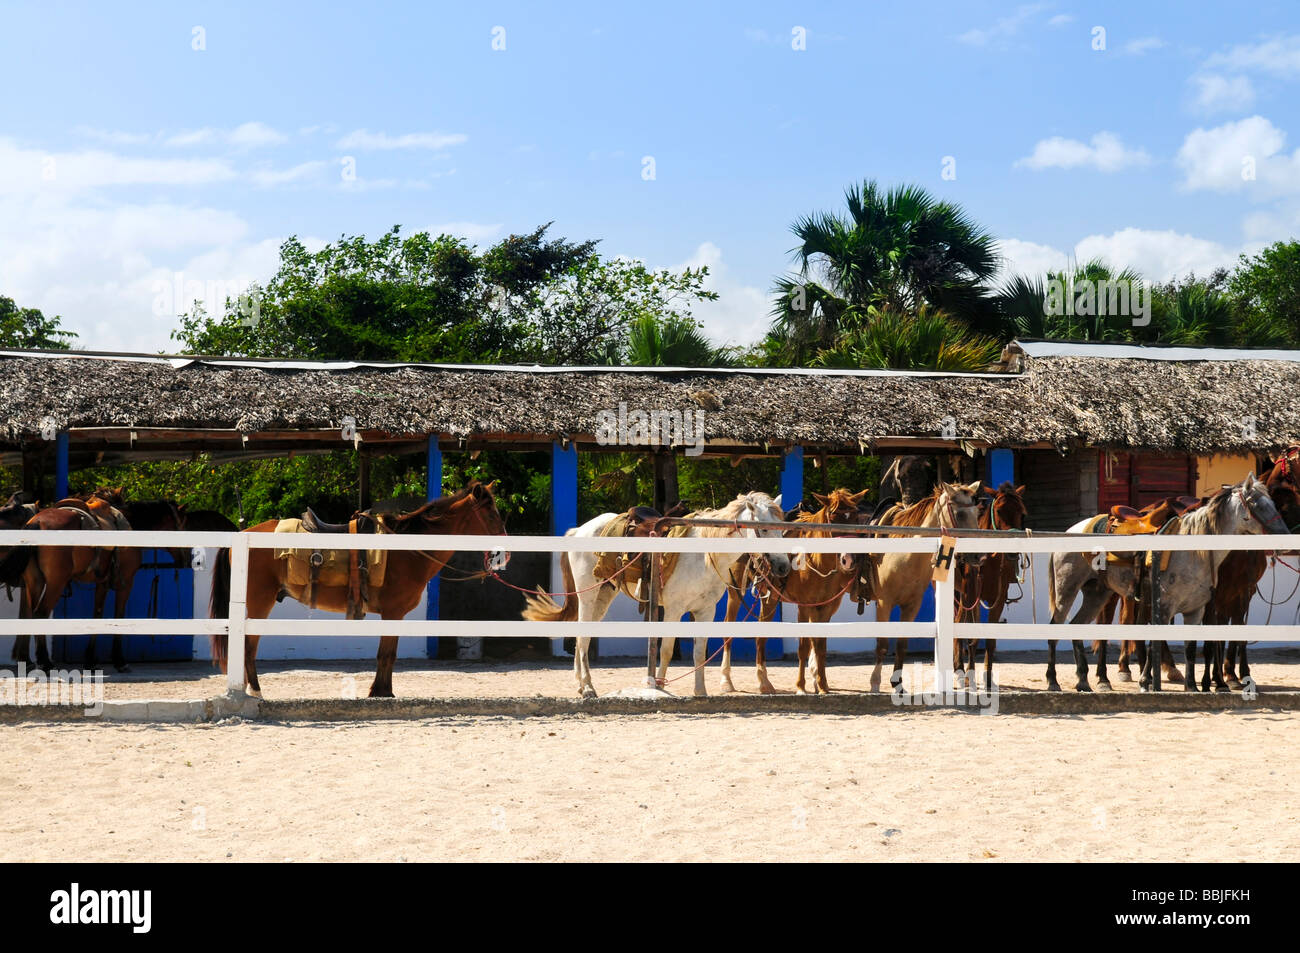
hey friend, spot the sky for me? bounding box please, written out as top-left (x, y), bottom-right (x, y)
top-left (1, 0), bottom-right (1298, 354)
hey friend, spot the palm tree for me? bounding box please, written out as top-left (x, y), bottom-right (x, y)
top-left (812, 305), bottom-right (1003, 372)
top-left (623, 313), bottom-right (735, 366)
top-left (995, 259), bottom-right (1145, 341)
top-left (768, 181), bottom-right (1000, 363)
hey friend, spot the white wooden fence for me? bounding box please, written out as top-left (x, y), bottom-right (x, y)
top-left (2, 528), bottom-right (1299, 694)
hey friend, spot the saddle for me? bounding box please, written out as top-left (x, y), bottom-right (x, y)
top-left (592, 502), bottom-right (687, 606)
top-left (274, 509), bottom-right (388, 615)
top-left (1106, 496), bottom-right (1200, 536)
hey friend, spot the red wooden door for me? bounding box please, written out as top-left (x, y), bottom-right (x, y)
top-left (1097, 451), bottom-right (1195, 510)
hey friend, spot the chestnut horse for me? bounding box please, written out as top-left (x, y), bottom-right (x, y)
top-left (871, 481), bottom-right (983, 692)
top-left (209, 481), bottom-right (506, 698)
top-left (718, 488), bottom-right (871, 694)
top-left (1, 498), bottom-right (124, 672)
top-left (953, 483), bottom-right (1027, 692)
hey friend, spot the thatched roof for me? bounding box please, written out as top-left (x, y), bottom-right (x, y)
top-left (0, 341), bottom-right (1296, 459)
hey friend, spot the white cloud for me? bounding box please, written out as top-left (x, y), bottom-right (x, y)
top-left (426, 222), bottom-right (503, 244)
top-left (1206, 34), bottom-right (1300, 78)
top-left (1123, 36), bottom-right (1165, 56)
top-left (672, 242), bottom-right (770, 347)
top-left (957, 3), bottom-right (1050, 47)
top-left (996, 238), bottom-right (1071, 279)
top-left (0, 138), bottom-right (236, 194)
top-left (1047, 14), bottom-right (1073, 27)
top-left (72, 126), bottom-right (158, 146)
top-left (1176, 115), bottom-right (1300, 194)
top-left (335, 129), bottom-right (468, 151)
top-left (998, 228), bottom-right (1263, 283)
top-left (165, 122), bottom-right (287, 150)
top-left (1188, 73), bottom-right (1256, 114)
top-left (1014, 132), bottom-right (1151, 172)
top-left (248, 160), bottom-right (328, 187)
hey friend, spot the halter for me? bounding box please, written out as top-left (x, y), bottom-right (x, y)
top-left (1236, 484), bottom-right (1285, 534)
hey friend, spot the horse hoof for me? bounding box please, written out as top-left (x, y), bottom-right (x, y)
top-left (1183, 683), bottom-right (1198, 693)
top-left (1115, 671), bottom-right (1131, 683)
top-left (246, 687), bottom-right (263, 699)
top-left (1226, 678), bottom-right (1243, 691)
top-left (581, 689), bottom-right (597, 700)
top-left (1215, 684), bottom-right (1232, 694)
top-left (1046, 681), bottom-right (1061, 693)
top-left (1096, 681), bottom-right (1112, 693)
top-left (795, 687), bottom-right (808, 696)
top-left (719, 682), bottom-right (736, 695)
top-left (367, 689), bottom-right (393, 698)
top-left (1075, 683), bottom-right (1092, 693)
top-left (758, 684), bottom-right (777, 696)
top-left (868, 680), bottom-right (881, 694)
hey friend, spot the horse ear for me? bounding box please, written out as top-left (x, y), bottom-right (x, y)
top-left (1245, 471), bottom-right (1257, 485)
top-left (812, 492), bottom-right (830, 506)
top-left (1015, 484), bottom-right (1026, 496)
top-left (981, 485), bottom-right (996, 497)
top-left (964, 480), bottom-right (982, 495)
top-left (849, 488), bottom-right (870, 504)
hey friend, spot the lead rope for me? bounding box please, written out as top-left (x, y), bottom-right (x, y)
top-left (1027, 529), bottom-right (1037, 626)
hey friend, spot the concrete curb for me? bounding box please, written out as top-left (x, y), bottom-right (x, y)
top-left (2, 690), bottom-right (1297, 723)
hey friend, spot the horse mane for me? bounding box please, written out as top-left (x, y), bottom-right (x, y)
top-left (889, 492), bottom-right (939, 527)
top-left (690, 492), bottom-right (781, 538)
top-left (996, 481), bottom-right (1016, 495)
top-left (383, 481), bottom-right (490, 533)
top-left (1183, 485), bottom-right (1233, 535)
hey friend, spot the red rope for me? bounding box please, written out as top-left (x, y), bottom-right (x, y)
top-left (484, 550), bottom-right (641, 599)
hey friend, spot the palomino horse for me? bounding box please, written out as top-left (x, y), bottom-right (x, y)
top-left (0, 497), bottom-right (125, 672)
top-left (1142, 474), bottom-right (1286, 691)
top-left (523, 492), bottom-right (791, 698)
top-left (870, 481), bottom-right (984, 692)
top-left (718, 488), bottom-right (872, 695)
top-left (209, 481), bottom-right (507, 698)
top-left (953, 483), bottom-right (1027, 692)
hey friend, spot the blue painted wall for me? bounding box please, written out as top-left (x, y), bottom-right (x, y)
top-left (425, 437), bottom-right (443, 658)
top-left (55, 552), bottom-right (193, 662)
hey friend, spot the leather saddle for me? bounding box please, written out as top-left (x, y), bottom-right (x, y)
top-left (1106, 496), bottom-right (1200, 536)
top-left (302, 506), bottom-right (352, 534)
top-left (288, 507), bottom-right (383, 615)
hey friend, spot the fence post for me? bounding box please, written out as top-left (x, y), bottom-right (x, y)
top-left (934, 567), bottom-right (953, 696)
top-left (226, 534), bottom-right (249, 693)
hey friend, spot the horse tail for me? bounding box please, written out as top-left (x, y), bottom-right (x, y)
top-left (1047, 553), bottom-right (1058, 621)
top-left (208, 547), bottom-right (231, 671)
top-left (521, 551), bottom-right (579, 623)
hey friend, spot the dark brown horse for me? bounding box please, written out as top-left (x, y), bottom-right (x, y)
top-left (953, 483), bottom-right (1027, 691)
top-left (1202, 461), bottom-right (1300, 691)
top-left (77, 489), bottom-right (188, 670)
top-left (209, 481), bottom-right (506, 698)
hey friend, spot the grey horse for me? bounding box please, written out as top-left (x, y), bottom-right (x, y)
top-left (1144, 474), bottom-right (1287, 692)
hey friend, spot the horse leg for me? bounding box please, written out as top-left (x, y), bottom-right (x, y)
top-left (1116, 640), bottom-right (1133, 683)
top-left (1183, 641), bottom-right (1198, 692)
top-left (1223, 641), bottom-right (1242, 690)
top-left (1161, 641), bottom-right (1183, 685)
top-left (755, 637), bottom-right (775, 694)
top-left (1046, 640), bottom-right (1060, 692)
top-left (1094, 639), bottom-right (1111, 692)
top-left (720, 638), bottom-right (735, 694)
top-left (870, 601), bottom-right (892, 693)
top-left (813, 638), bottom-right (830, 694)
top-left (368, 635), bottom-right (400, 698)
top-left (1071, 640), bottom-right (1091, 693)
top-left (575, 585), bottom-right (616, 698)
top-left (892, 597), bottom-right (922, 691)
top-left (85, 583), bottom-right (108, 670)
top-left (983, 638), bottom-right (996, 693)
top-left (795, 636), bottom-right (812, 695)
top-left (1239, 643), bottom-right (1252, 688)
top-left (691, 622), bottom-right (707, 699)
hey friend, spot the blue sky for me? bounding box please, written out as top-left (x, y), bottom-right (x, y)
top-left (1, 1), bottom-right (1298, 352)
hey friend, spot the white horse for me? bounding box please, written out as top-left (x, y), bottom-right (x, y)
top-left (523, 492), bottom-right (791, 698)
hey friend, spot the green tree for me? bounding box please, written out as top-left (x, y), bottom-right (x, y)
top-left (1229, 240), bottom-right (1300, 344)
top-left (767, 181), bottom-right (1000, 364)
top-left (0, 295), bottom-right (77, 349)
top-left (812, 304), bottom-right (1002, 371)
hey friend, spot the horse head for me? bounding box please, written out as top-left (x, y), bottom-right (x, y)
top-left (988, 482), bottom-right (1028, 531)
top-left (937, 480), bottom-right (984, 565)
top-left (1225, 472), bottom-right (1287, 535)
top-left (734, 491), bottom-right (791, 578)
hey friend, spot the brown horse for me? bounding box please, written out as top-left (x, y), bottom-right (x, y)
top-left (953, 483), bottom-right (1027, 692)
top-left (718, 488), bottom-right (871, 694)
top-left (1, 497), bottom-right (124, 672)
top-left (209, 481), bottom-right (506, 698)
top-left (75, 489), bottom-right (188, 670)
top-left (871, 481), bottom-right (983, 692)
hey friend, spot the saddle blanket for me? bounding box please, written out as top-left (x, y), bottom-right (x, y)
top-left (272, 518), bottom-right (388, 588)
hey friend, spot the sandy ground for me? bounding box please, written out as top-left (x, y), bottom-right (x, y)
top-left (3, 707), bottom-right (1298, 862)
top-left (5, 647), bottom-right (1297, 701)
top-left (4, 649), bottom-right (1298, 862)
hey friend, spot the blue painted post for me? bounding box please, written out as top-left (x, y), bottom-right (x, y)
top-left (779, 445), bottom-right (803, 511)
top-left (425, 437), bottom-right (443, 659)
top-left (54, 432), bottom-right (69, 501)
top-left (986, 448), bottom-right (1014, 490)
top-left (551, 441), bottom-right (579, 657)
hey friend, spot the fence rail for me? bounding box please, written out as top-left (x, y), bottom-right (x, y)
top-left (2, 528), bottom-right (1298, 694)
